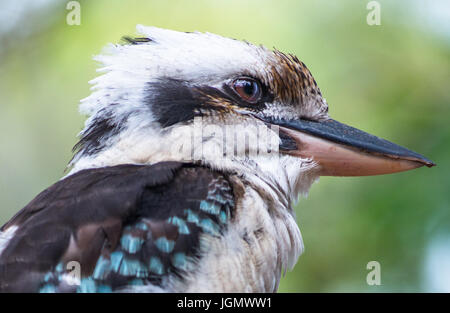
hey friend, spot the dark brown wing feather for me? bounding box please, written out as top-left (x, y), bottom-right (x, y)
top-left (0, 162), bottom-right (234, 292)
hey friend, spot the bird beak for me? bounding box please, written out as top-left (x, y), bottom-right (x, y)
top-left (265, 117), bottom-right (435, 176)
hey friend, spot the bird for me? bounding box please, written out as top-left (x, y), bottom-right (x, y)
top-left (0, 26), bottom-right (434, 293)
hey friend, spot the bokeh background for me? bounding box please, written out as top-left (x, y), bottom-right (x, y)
top-left (0, 0), bottom-right (449, 292)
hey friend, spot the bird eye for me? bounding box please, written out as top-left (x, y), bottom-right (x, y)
top-left (232, 78), bottom-right (262, 104)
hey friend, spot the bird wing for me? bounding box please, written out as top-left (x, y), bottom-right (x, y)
top-left (0, 162), bottom-right (234, 292)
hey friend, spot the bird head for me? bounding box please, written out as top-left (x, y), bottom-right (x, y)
top-left (70, 25), bottom-right (434, 204)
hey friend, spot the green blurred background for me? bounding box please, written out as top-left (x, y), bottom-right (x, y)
top-left (0, 0), bottom-right (449, 292)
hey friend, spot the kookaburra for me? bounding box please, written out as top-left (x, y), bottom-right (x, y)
top-left (0, 26), bottom-right (434, 293)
